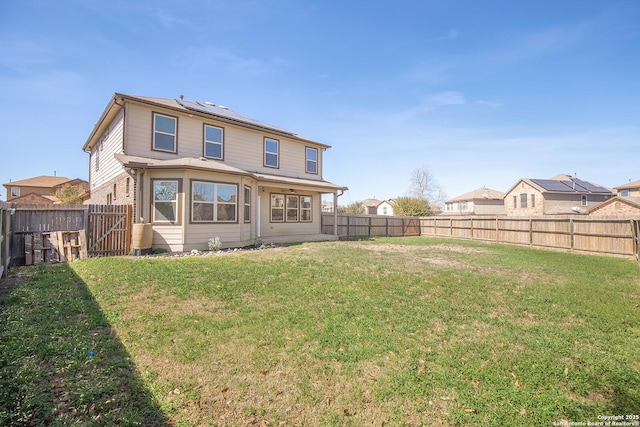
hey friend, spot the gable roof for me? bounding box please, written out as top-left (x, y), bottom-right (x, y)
top-left (586, 196), bottom-right (640, 214)
top-left (3, 175), bottom-right (72, 188)
top-left (446, 187), bottom-right (504, 203)
top-left (614, 179), bottom-right (640, 191)
top-left (506, 174), bottom-right (613, 196)
top-left (84, 93), bottom-right (329, 152)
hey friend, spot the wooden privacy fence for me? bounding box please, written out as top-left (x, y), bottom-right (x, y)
top-left (421, 216), bottom-right (640, 259)
top-left (9, 204), bottom-right (132, 266)
top-left (0, 201), bottom-right (10, 278)
top-left (321, 213), bottom-right (421, 239)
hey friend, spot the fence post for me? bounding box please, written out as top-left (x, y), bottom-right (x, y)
top-left (495, 217), bottom-right (499, 242)
top-left (529, 218), bottom-right (533, 247)
top-left (570, 218), bottom-right (574, 251)
top-left (470, 218), bottom-right (474, 240)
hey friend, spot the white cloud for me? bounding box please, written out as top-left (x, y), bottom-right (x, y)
top-left (179, 46), bottom-right (290, 77)
top-left (426, 91), bottom-right (466, 106)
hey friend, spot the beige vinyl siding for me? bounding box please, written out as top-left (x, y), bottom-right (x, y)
top-left (90, 110), bottom-right (124, 190)
top-left (183, 171), bottom-right (256, 250)
top-left (258, 190), bottom-right (321, 238)
top-left (151, 225), bottom-right (184, 250)
top-left (123, 101), bottom-right (325, 180)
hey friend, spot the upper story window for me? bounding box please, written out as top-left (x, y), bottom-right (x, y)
top-left (264, 138), bottom-right (279, 168)
top-left (520, 193), bottom-right (527, 208)
top-left (204, 125), bottom-right (224, 160)
top-left (153, 113), bottom-right (177, 153)
top-left (459, 201), bottom-right (467, 211)
top-left (306, 147), bottom-right (318, 174)
top-left (513, 195), bottom-right (517, 209)
top-left (620, 189), bottom-right (629, 197)
top-left (581, 195), bottom-right (588, 206)
top-left (531, 194), bottom-right (535, 208)
top-left (152, 179), bottom-right (180, 223)
top-left (10, 187), bottom-right (19, 198)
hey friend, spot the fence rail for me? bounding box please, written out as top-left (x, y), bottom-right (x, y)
top-left (7, 204), bottom-right (132, 267)
top-left (321, 213), bottom-right (421, 239)
top-left (421, 216), bottom-right (640, 259)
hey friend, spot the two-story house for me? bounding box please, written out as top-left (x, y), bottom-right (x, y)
top-left (361, 199), bottom-right (395, 216)
top-left (3, 175), bottom-right (89, 204)
top-left (82, 93), bottom-right (346, 251)
top-left (504, 174), bottom-right (613, 216)
top-left (443, 187), bottom-right (505, 215)
top-left (585, 178), bottom-right (640, 217)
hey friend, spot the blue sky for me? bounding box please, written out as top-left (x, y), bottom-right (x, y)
top-left (1, 1), bottom-right (638, 203)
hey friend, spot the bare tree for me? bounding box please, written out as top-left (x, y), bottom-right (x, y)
top-left (408, 166), bottom-right (446, 205)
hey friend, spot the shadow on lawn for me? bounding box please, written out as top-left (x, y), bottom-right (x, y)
top-left (0, 264), bottom-right (170, 426)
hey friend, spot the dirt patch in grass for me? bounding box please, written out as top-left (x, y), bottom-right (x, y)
top-left (0, 267), bottom-right (30, 302)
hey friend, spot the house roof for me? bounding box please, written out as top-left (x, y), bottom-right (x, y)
top-left (3, 175), bottom-right (72, 188)
top-left (84, 93), bottom-right (329, 151)
top-left (361, 198), bottom-right (382, 207)
top-left (506, 174), bottom-right (613, 196)
top-left (446, 187), bottom-right (504, 203)
top-left (115, 154), bottom-right (346, 192)
top-left (614, 179), bottom-right (640, 190)
top-left (586, 196), bottom-right (640, 214)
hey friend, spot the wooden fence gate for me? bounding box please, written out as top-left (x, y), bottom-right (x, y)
top-left (86, 205), bottom-right (132, 257)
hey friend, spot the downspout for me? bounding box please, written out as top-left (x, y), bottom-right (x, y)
top-left (334, 187), bottom-right (347, 237)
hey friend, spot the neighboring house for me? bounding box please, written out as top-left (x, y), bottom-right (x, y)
top-left (361, 198), bottom-right (395, 215)
top-left (2, 175), bottom-right (89, 204)
top-left (614, 179), bottom-right (640, 198)
top-left (82, 93), bottom-right (346, 251)
top-left (444, 187), bottom-right (505, 215)
top-left (586, 178), bottom-right (640, 217)
top-left (586, 196), bottom-right (640, 217)
top-left (504, 174), bottom-right (613, 216)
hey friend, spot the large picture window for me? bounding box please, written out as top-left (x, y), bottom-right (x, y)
top-left (204, 125), bottom-right (223, 159)
top-left (192, 181), bottom-right (237, 223)
top-left (271, 193), bottom-right (312, 222)
top-left (264, 138), bottom-right (279, 168)
top-left (153, 180), bottom-right (179, 223)
top-left (153, 113), bottom-right (177, 152)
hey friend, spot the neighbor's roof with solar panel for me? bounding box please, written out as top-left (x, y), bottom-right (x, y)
top-left (530, 178), bottom-right (612, 194)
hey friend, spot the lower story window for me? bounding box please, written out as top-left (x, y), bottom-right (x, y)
top-left (153, 179), bottom-right (179, 223)
top-left (192, 181), bottom-right (237, 222)
top-left (271, 193), bottom-right (312, 222)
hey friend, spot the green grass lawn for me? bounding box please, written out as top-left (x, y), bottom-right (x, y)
top-left (1, 237), bottom-right (639, 426)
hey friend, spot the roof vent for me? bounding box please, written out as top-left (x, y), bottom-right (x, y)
top-left (204, 101), bottom-right (215, 106)
top-left (218, 105), bottom-right (228, 110)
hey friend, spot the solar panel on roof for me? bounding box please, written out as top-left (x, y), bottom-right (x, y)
top-left (530, 178), bottom-right (611, 193)
top-left (573, 178), bottom-right (611, 193)
top-left (531, 179), bottom-right (574, 192)
top-left (179, 100), bottom-right (295, 135)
